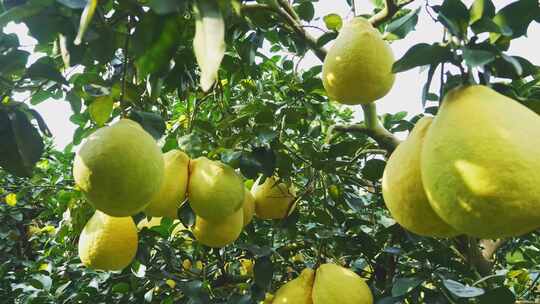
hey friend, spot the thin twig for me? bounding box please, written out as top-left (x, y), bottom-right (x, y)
top-left (120, 16), bottom-right (131, 117)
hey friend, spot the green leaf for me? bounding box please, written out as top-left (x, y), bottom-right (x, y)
top-left (490, 55), bottom-right (536, 79)
top-left (0, 0), bottom-right (54, 28)
top-left (323, 13), bottom-right (343, 31)
top-left (128, 111), bottom-right (166, 140)
top-left (392, 43), bottom-right (453, 73)
top-left (0, 107), bottom-right (44, 177)
top-left (193, 0), bottom-right (225, 92)
top-left (392, 277), bottom-right (424, 297)
top-left (492, 0), bottom-right (539, 39)
top-left (148, 0), bottom-right (188, 15)
top-left (385, 8), bottom-right (420, 41)
top-left (56, 0), bottom-right (87, 9)
top-left (135, 15), bottom-right (181, 80)
top-left (462, 47), bottom-right (496, 68)
top-left (25, 58), bottom-right (68, 84)
top-left (471, 17), bottom-right (501, 34)
top-left (88, 95), bottom-right (113, 126)
top-left (436, 0), bottom-right (470, 38)
top-left (254, 256), bottom-right (273, 289)
top-left (469, 0), bottom-right (495, 24)
top-left (111, 282), bottom-right (130, 293)
top-left (295, 2), bottom-right (314, 22)
top-left (361, 159), bottom-right (386, 181)
top-left (0, 49), bottom-right (30, 76)
top-left (443, 279), bottom-right (485, 298)
top-left (478, 287), bottom-right (516, 304)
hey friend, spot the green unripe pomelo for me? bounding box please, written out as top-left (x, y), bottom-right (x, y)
top-left (422, 85), bottom-right (540, 238)
top-left (382, 117), bottom-right (458, 238)
top-left (78, 211), bottom-right (138, 271)
top-left (145, 150), bottom-right (190, 219)
top-left (188, 157), bottom-right (244, 220)
top-left (73, 119), bottom-right (164, 216)
top-left (322, 18), bottom-right (395, 105)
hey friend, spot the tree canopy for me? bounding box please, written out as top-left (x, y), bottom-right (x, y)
top-left (1, 0), bottom-right (540, 303)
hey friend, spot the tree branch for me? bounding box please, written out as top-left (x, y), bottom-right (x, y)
top-left (242, 3), bottom-right (326, 62)
top-left (326, 104), bottom-right (401, 153)
top-left (369, 0), bottom-right (416, 27)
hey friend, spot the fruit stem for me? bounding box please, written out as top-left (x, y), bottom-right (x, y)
top-left (361, 103), bottom-right (380, 130)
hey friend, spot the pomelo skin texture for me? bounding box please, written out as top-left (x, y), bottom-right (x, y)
top-left (188, 157), bottom-right (245, 220)
top-left (273, 268), bottom-right (315, 304)
top-left (192, 208), bottom-right (243, 248)
top-left (312, 264), bottom-right (373, 304)
top-left (145, 150), bottom-right (190, 219)
top-left (73, 119), bottom-right (164, 217)
top-left (252, 176), bottom-right (296, 219)
top-left (78, 211), bottom-right (138, 271)
top-left (322, 17), bottom-right (395, 105)
top-left (382, 117), bottom-right (458, 237)
top-left (422, 85), bottom-right (540, 238)
top-left (242, 189), bottom-right (255, 226)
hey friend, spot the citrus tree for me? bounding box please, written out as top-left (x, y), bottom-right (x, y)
top-left (1, 0), bottom-right (540, 303)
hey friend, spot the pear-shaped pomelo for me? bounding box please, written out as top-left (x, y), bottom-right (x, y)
top-left (422, 85), bottom-right (540, 238)
top-left (192, 207), bottom-right (243, 248)
top-left (188, 157), bottom-right (244, 220)
top-left (312, 263), bottom-right (373, 304)
top-left (242, 189), bottom-right (255, 226)
top-left (145, 150), bottom-right (190, 219)
top-left (382, 117), bottom-right (458, 237)
top-left (73, 119), bottom-right (164, 217)
top-left (252, 176), bottom-right (296, 219)
top-left (78, 211), bottom-right (138, 271)
top-left (273, 268), bottom-right (315, 304)
top-left (322, 18), bottom-right (395, 105)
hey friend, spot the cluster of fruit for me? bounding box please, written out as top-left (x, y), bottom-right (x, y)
top-left (383, 85), bottom-right (540, 239)
top-left (321, 17), bottom-right (540, 240)
top-left (73, 119), bottom-right (295, 271)
top-left (272, 263), bottom-right (373, 304)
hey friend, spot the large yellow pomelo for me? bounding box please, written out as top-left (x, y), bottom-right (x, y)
top-left (188, 157), bottom-right (244, 220)
top-left (322, 18), bottom-right (395, 105)
top-left (312, 263), bottom-right (373, 304)
top-left (382, 117), bottom-right (458, 237)
top-left (273, 268), bottom-right (314, 304)
top-left (137, 216), bottom-right (187, 236)
top-left (192, 207), bottom-right (243, 248)
top-left (73, 119), bottom-right (164, 217)
top-left (252, 176), bottom-right (296, 219)
top-left (242, 189), bottom-right (255, 226)
top-left (145, 150), bottom-right (190, 218)
top-left (422, 85), bottom-right (540, 238)
top-left (78, 211), bottom-right (138, 271)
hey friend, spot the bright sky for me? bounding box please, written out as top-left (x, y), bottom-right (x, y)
top-left (3, 0), bottom-right (539, 148)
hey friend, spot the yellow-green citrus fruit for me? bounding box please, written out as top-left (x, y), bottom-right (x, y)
top-left (239, 259), bottom-right (254, 277)
top-left (322, 18), bottom-right (395, 105)
top-left (252, 176), bottom-right (296, 219)
top-left (273, 268), bottom-right (315, 304)
top-left (382, 117), bottom-right (458, 238)
top-left (145, 150), bottom-right (190, 219)
top-left (137, 217), bottom-right (187, 236)
top-left (312, 263), bottom-right (373, 304)
top-left (192, 208), bottom-right (243, 248)
top-left (73, 119), bottom-right (164, 217)
top-left (78, 211), bottom-right (138, 271)
top-left (242, 189), bottom-right (255, 226)
top-left (188, 157), bottom-right (244, 220)
top-left (422, 85), bottom-right (540, 238)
